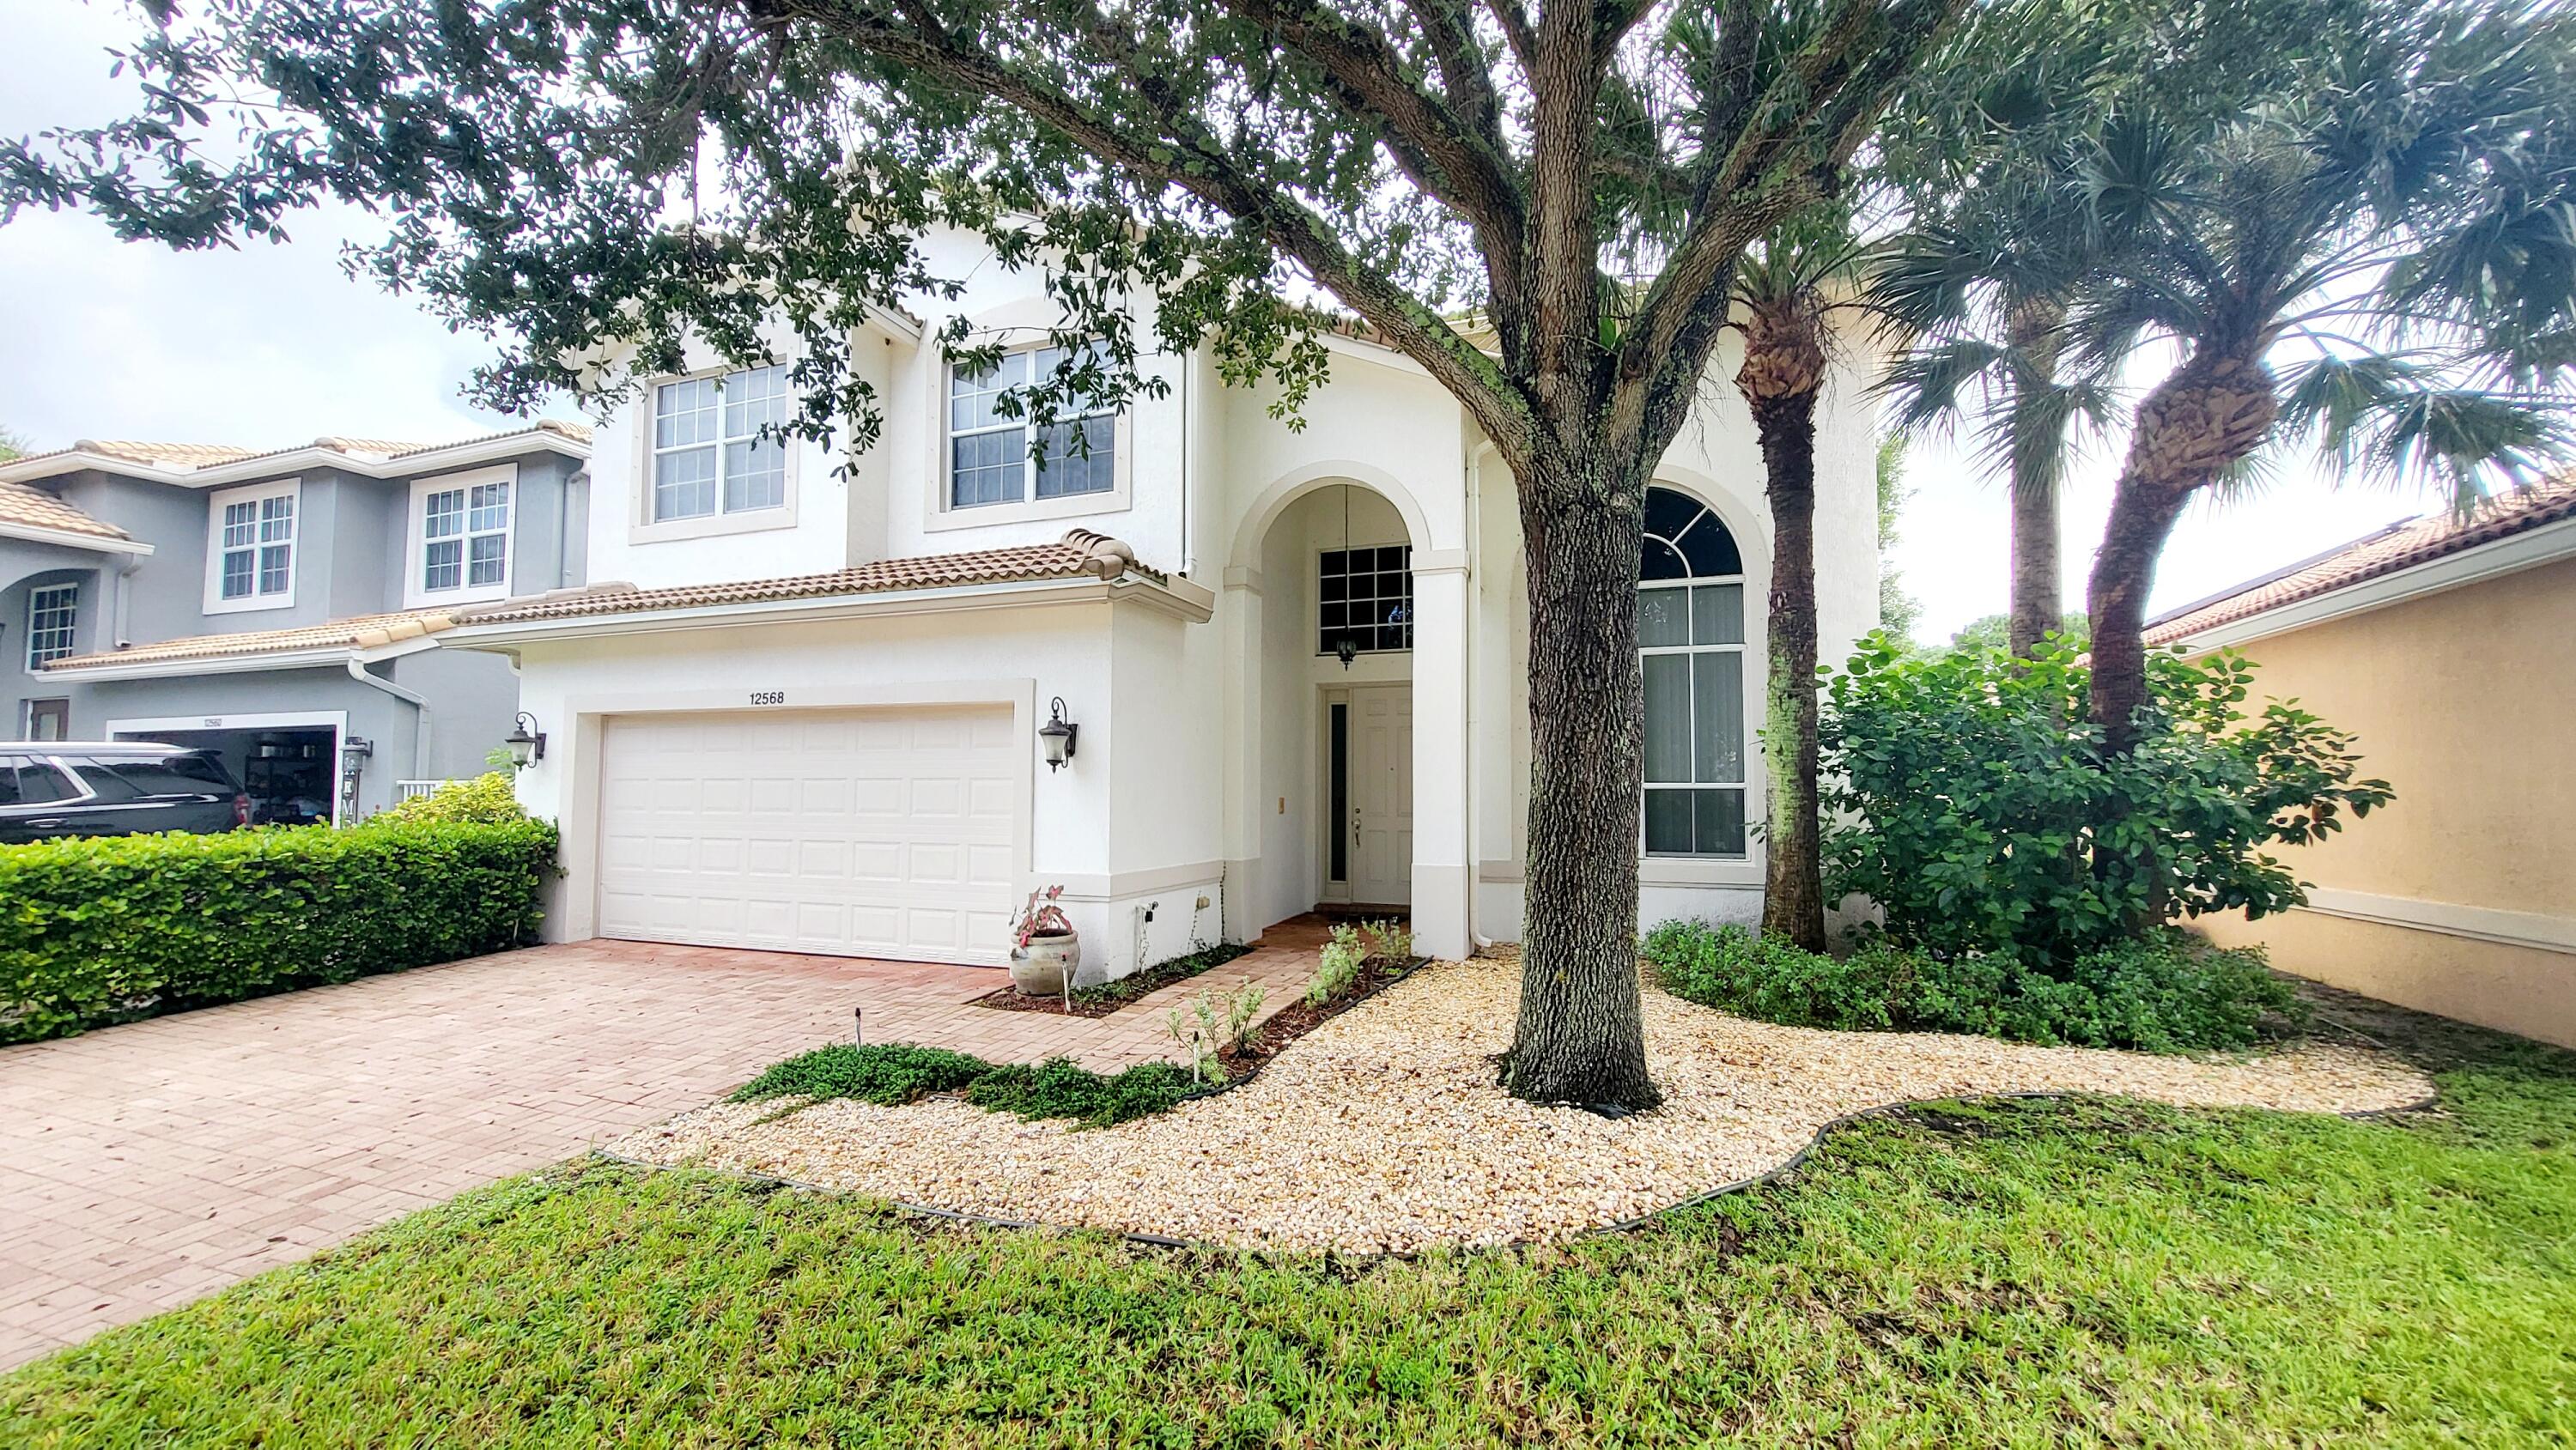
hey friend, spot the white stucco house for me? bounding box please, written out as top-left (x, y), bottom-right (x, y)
top-left (447, 229), bottom-right (1885, 981)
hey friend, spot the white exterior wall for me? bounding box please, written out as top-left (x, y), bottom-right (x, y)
top-left (500, 238), bottom-right (1883, 973)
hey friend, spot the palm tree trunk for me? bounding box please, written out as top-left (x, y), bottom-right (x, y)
top-left (1505, 446), bottom-right (1660, 1113)
top-left (1750, 386), bottom-right (1828, 952)
top-left (2005, 296), bottom-right (2068, 658)
top-left (2008, 476), bottom-right (2062, 658)
top-left (2087, 351), bottom-right (2279, 754)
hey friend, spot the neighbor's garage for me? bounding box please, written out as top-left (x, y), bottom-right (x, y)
top-left (595, 705), bottom-right (1019, 965)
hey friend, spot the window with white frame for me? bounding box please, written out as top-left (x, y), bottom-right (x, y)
top-left (1318, 545), bottom-right (1413, 655)
top-left (26, 582), bottom-right (78, 670)
top-left (416, 474), bottom-right (512, 597)
top-left (1638, 486), bottom-right (1749, 858)
top-left (947, 344), bottom-right (1115, 509)
top-left (207, 481), bottom-right (298, 610)
top-left (651, 364), bottom-right (789, 522)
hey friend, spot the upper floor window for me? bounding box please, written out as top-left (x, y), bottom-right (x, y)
top-left (408, 467), bottom-right (514, 605)
top-left (1320, 545), bottom-right (1413, 656)
top-left (948, 345), bottom-right (1115, 509)
top-left (204, 480), bottom-right (297, 613)
top-left (26, 583), bottom-right (78, 670)
top-left (1638, 486), bottom-right (1748, 858)
top-left (653, 365), bottom-right (788, 523)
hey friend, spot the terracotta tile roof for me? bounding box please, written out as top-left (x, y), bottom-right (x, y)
top-left (45, 608), bottom-right (470, 672)
top-left (0, 481), bottom-right (131, 542)
top-left (2144, 476), bottom-right (2576, 645)
top-left (5, 420), bottom-right (591, 476)
top-left (466, 530), bottom-right (1161, 627)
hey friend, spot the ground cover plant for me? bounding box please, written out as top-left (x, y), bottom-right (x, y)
top-left (1643, 920), bottom-right (2302, 1053)
top-left (0, 818), bottom-right (558, 1043)
top-left (6, 997), bottom-right (2567, 1446)
top-left (732, 1044), bottom-right (1194, 1130)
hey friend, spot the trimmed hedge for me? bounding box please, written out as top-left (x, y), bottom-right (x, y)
top-left (1642, 919), bottom-right (2304, 1054)
top-left (0, 820), bottom-right (559, 1043)
top-left (733, 1043), bottom-right (1198, 1128)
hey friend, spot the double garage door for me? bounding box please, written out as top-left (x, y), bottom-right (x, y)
top-left (597, 706), bottom-right (1018, 965)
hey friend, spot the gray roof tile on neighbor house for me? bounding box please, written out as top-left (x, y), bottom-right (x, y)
top-left (2142, 476), bottom-right (2576, 646)
top-left (0, 481), bottom-right (134, 541)
top-left (464, 530), bottom-right (1162, 626)
top-left (45, 608), bottom-right (471, 672)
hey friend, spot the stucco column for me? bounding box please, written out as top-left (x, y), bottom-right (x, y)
top-left (1218, 566), bottom-right (1265, 943)
top-left (1409, 551), bottom-right (1473, 959)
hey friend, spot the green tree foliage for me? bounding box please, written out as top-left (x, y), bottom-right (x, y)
top-left (1817, 634), bottom-right (2391, 971)
top-left (0, 0), bottom-right (1986, 1113)
top-left (0, 820), bottom-right (558, 1043)
top-left (1945, 610), bottom-right (2086, 655)
top-left (1874, 436), bottom-right (1923, 642)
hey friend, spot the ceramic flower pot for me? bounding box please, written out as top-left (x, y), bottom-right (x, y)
top-left (1009, 930), bottom-right (1080, 997)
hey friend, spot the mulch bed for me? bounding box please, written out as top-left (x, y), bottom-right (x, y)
top-left (972, 943), bottom-right (1252, 1019)
top-left (1188, 955), bottom-right (1425, 1089)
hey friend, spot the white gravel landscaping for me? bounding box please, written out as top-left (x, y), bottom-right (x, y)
top-left (612, 953), bottom-right (2435, 1254)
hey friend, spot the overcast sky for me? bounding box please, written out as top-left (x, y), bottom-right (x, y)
top-left (3, 0), bottom-right (2439, 642)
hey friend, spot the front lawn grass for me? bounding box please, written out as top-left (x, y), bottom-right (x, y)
top-left (8, 1000), bottom-right (2572, 1447)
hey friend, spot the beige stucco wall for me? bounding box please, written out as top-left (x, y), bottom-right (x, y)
top-left (2187, 555), bottom-right (2576, 1047)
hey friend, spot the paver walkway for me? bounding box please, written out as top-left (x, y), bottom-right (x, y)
top-left (0, 923), bottom-right (1332, 1369)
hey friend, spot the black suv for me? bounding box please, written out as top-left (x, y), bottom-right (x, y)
top-left (0, 743), bottom-right (252, 845)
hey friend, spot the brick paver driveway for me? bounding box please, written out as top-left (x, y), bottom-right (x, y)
top-left (0, 931), bottom-right (1322, 1370)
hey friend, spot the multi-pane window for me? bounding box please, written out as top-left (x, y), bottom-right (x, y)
top-left (216, 489), bottom-right (295, 603)
top-left (1638, 486), bottom-right (1748, 858)
top-left (653, 364), bottom-right (789, 522)
top-left (947, 345), bottom-right (1116, 508)
top-left (422, 480), bottom-right (511, 592)
top-left (1319, 545), bottom-right (1413, 655)
top-left (25, 584), bottom-right (77, 670)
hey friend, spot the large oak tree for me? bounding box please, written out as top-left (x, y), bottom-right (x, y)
top-left (3, 0), bottom-right (1975, 1108)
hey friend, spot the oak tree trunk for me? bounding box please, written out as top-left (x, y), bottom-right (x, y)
top-left (1505, 449), bottom-right (1661, 1113)
top-left (1749, 386), bottom-right (1827, 953)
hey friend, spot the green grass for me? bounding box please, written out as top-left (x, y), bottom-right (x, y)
top-left (7, 1001), bottom-right (2572, 1447)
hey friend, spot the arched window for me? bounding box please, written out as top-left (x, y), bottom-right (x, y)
top-left (1639, 486), bottom-right (1747, 857)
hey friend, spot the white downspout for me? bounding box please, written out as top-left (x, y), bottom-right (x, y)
top-left (345, 657), bottom-right (434, 798)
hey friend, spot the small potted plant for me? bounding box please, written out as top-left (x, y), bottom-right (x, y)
top-left (1008, 885), bottom-right (1079, 997)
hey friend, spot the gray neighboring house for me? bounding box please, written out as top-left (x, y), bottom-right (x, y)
top-left (0, 422), bottom-right (590, 822)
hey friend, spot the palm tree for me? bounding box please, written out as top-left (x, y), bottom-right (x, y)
top-left (1731, 218), bottom-right (1871, 953)
top-left (2069, 0), bottom-right (2576, 751)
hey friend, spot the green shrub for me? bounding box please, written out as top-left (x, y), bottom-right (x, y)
top-left (733, 1043), bottom-right (1197, 1128)
top-left (1642, 919), bottom-right (2301, 1054)
top-left (0, 818), bottom-right (559, 1043)
top-left (965, 1057), bottom-right (1196, 1127)
top-left (728, 1044), bottom-right (991, 1106)
top-left (1819, 634), bottom-right (2391, 971)
top-left (374, 771), bottom-right (527, 825)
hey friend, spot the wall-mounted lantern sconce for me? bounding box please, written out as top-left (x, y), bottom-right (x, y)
top-left (504, 712), bottom-right (548, 768)
top-left (1335, 634), bottom-right (1358, 670)
top-left (1038, 696), bottom-right (1078, 771)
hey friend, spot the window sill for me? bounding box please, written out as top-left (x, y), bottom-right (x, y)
top-left (628, 505), bottom-right (799, 546)
top-left (204, 594), bottom-right (295, 616)
top-left (405, 582), bottom-right (513, 610)
top-left (925, 486), bottom-right (1129, 533)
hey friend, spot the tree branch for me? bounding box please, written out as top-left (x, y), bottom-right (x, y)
top-left (783, 0), bottom-right (1534, 453)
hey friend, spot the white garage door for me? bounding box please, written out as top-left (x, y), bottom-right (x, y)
top-left (597, 706), bottom-right (1019, 965)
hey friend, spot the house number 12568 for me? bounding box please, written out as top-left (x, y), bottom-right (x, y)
top-left (749, 690), bottom-right (787, 706)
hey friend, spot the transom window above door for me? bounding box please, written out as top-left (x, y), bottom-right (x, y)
top-left (410, 468), bottom-right (514, 604)
top-left (1639, 486), bottom-right (1748, 858)
top-left (948, 344), bottom-right (1117, 509)
top-left (1320, 545), bottom-right (1413, 655)
top-left (652, 364), bottom-right (790, 523)
top-left (205, 480), bottom-right (298, 612)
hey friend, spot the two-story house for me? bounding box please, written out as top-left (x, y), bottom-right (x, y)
top-left (443, 229), bottom-right (1885, 981)
top-left (0, 423), bottom-right (590, 822)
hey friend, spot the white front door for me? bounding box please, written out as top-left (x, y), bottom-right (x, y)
top-left (1334, 683), bottom-right (1413, 907)
top-left (595, 705), bottom-right (1019, 964)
